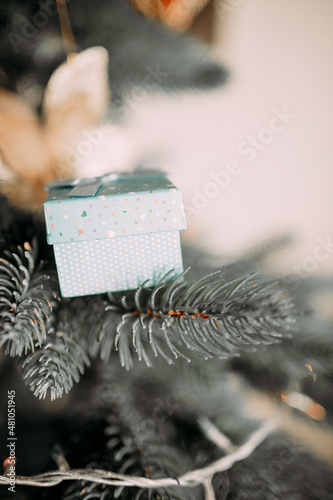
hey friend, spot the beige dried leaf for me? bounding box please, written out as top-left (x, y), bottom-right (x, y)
top-left (43, 46), bottom-right (110, 163)
top-left (0, 46), bottom-right (110, 210)
top-left (0, 89), bottom-right (53, 208)
top-left (0, 89), bottom-right (50, 180)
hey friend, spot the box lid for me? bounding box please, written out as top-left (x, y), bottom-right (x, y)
top-left (44, 172), bottom-right (186, 244)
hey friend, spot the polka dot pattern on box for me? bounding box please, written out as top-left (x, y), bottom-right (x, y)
top-left (53, 231), bottom-right (183, 297)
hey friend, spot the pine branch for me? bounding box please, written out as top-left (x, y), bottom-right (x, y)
top-left (0, 241), bottom-right (57, 356)
top-left (104, 418), bottom-right (194, 500)
top-left (89, 269), bottom-right (295, 370)
top-left (21, 303), bottom-right (91, 400)
top-left (231, 309), bottom-right (333, 394)
top-left (62, 379), bottom-right (195, 500)
top-left (104, 382), bottom-right (195, 500)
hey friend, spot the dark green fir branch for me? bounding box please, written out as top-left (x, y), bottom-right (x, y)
top-left (89, 269), bottom-right (295, 370)
top-left (0, 241), bottom-right (58, 356)
top-left (63, 379), bottom-right (195, 500)
top-left (21, 303), bottom-right (91, 400)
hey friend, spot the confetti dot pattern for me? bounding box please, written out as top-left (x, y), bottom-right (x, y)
top-left (53, 231), bottom-right (183, 297)
top-left (44, 174), bottom-right (186, 244)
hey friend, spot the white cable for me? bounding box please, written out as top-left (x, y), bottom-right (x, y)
top-left (0, 418), bottom-right (277, 495)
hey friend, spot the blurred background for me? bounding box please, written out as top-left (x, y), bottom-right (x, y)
top-left (117, 0), bottom-right (333, 276)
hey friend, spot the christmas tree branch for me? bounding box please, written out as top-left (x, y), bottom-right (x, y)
top-left (90, 269), bottom-right (295, 370)
top-left (0, 418), bottom-right (278, 499)
top-left (1, 239), bottom-right (296, 401)
top-left (21, 303), bottom-right (91, 400)
top-left (0, 242), bottom-right (58, 356)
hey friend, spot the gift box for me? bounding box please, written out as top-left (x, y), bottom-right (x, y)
top-left (44, 172), bottom-right (186, 297)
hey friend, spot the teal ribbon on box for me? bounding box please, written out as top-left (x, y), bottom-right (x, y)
top-left (45, 171), bottom-right (165, 197)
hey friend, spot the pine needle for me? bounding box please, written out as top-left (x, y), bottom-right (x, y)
top-left (0, 242), bottom-right (57, 356)
top-left (89, 269), bottom-right (295, 370)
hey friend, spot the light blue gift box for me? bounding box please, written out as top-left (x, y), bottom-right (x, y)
top-left (44, 172), bottom-right (186, 297)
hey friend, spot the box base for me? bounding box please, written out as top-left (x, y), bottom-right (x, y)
top-left (53, 231), bottom-right (183, 297)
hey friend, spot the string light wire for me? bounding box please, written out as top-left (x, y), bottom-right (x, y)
top-left (0, 419), bottom-right (278, 500)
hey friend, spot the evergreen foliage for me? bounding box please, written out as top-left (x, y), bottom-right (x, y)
top-left (33, 357), bottom-right (333, 500)
top-left (0, 242), bottom-right (57, 356)
top-left (0, 225), bottom-right (295, 399)
top-left (21, 304), bottom-right (91, 400)
top-left (1, 200), bottom-right (333, 500)
top-left (89, 269), bottom-right (295, 370)
top-left (0, 0), bottom-right (332, 495)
